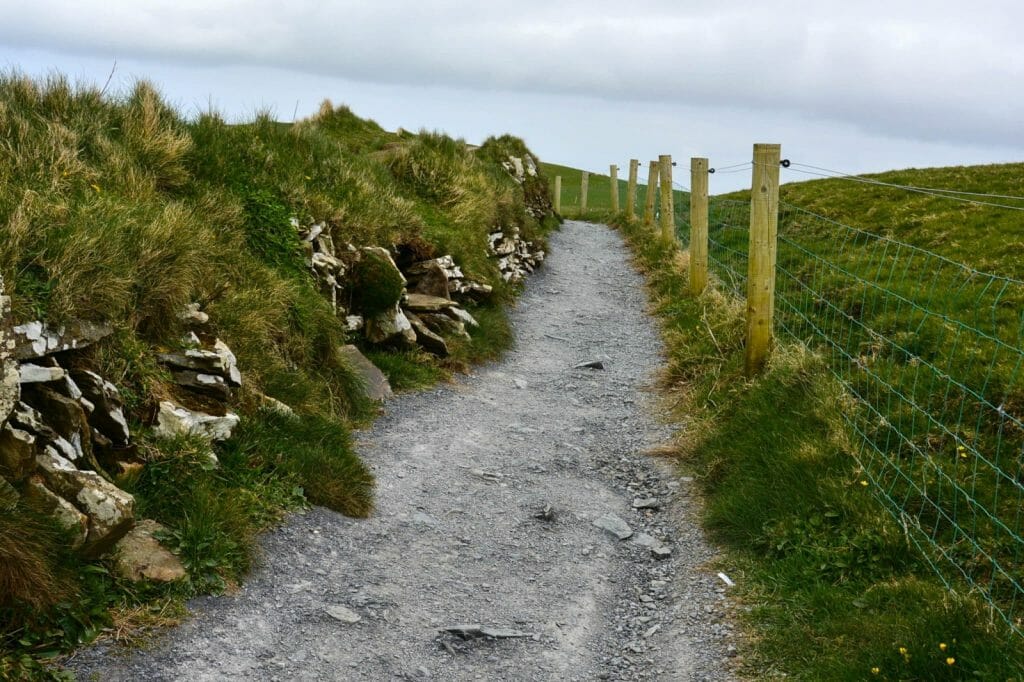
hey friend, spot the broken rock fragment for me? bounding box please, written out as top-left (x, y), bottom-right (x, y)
top-left (337, 345), bottom-right (393, 402)
top-left (12, 319), bottom-right (113, 360)
top-left (0, 422), bottom-right (36, 481)
top-left (155, 401), bottom-right (239, 442)
top-left (592, 513), bottom-right (633, 540)
top-left (35, 448), bottom-right (135, 555)
top-left (365, 303), bottom-right (417, 347)
top-left (112, 520), bottom-right (187, 583)
top-left (24, 477), bottom-right (89, 549)
top-left (406, 313), bottom-right (449, 358)
top-left (18, 363), bottom-right (66, 384)
top-left (171, 370), bottom-right (232, 401)
top-left (71, 370), bottom-right (130, 445)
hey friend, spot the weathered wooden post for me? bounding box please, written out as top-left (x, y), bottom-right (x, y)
top-left (610, 164), bottom-right (619, 213)
top-left (643, 160), bottom-right (658, 226)
top-left (554, 175), bottom-right (562, 215)
top-left (744, 143), bottom-right (781, 376)
top-left (626, 159), bottom-right (639, 222)
top-left (580, 171), bottom-right (589, 216)
top-left (658, 154), bottom-right (674, 243)
top-left (690, 157), bottom-right (709, 294)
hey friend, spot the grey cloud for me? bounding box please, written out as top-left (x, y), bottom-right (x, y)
top-left (0, 1), bottom-right (1021, 148)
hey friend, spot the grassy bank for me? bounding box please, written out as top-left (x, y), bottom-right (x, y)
top-left (0, 72), bottom-right (555, 678)
top-left (613, 174), bottom-right (1024, 678)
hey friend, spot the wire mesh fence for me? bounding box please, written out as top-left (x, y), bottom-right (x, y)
top-left (697, 195), bottom-right (1024, 634)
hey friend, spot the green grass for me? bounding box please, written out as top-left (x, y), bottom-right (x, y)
top-left (606, 161), bottom-right (1024, 679)
top-left (703, 166), bottom-right (1024, 634)
top-left (760, 164), bottom-right (1024, 277)
top-left (0, 70), bottom-right (555, 675)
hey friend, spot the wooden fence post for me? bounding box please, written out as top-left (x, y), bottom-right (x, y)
top-left (554, 175), bottom-right (562, 215)
top-left (610, 164), bottom-right (619, 213)
top-left (744, 143), bottom-right (781, 376)
top-left (643, 160), bottom-right (658, 226)
top-left (626, 159), bottom-right (638, 221)
top-left (658, 155), bottom-right (674, 243)
top-left (690, 157), bottom-right (709, 294)
top-left (580, 171), bottom-right (589, 216)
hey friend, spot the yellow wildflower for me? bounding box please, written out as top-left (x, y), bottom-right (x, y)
top-left (939, 642), bottom-right (947, 651)
top-left (946, 657), bottom-right (956, 666)
top-left (870, 667), bottom-right (880, 675)
top-left (860, 480), bottom-right (869, 487)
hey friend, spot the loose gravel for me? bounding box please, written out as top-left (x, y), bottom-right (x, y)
top-left (67, 221), bottom-right (737, 681)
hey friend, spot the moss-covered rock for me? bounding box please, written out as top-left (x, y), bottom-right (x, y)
top-left (349, 247), bottom-right (406, 317)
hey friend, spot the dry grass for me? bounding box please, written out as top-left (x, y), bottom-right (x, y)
top-left (0, 507), bottom-right (72, 611)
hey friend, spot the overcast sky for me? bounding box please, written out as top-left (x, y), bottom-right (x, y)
top-left (2, 1), bottom-right (1021, 192)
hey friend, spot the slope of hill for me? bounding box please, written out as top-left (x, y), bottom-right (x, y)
top-left (723, 162), bottom-right (1024, 278)
top-left (0, 72), bottom-right (556, 678)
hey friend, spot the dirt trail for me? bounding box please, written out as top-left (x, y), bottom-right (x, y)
top-left (68, 221), bottom-right (735, 681)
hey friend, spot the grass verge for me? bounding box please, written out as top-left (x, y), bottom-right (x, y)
top-left (614, 216), bottom-right (1024, 680)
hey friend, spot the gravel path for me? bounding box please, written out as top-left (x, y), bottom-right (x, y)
top-left (68, 221), bottom-right (736, 681)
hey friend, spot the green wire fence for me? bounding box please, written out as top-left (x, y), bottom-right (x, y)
top-left (698, 196), bottom-right (1024, 635)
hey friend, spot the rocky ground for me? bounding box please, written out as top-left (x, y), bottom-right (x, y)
top-left (66, 221), bottom-right (737, 681)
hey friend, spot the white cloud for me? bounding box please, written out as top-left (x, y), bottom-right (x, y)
top-left (0, 1), bottom-right (1021, 147)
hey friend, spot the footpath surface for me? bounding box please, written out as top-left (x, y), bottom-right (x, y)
top-left (68, 221), bottom-right (736, 681)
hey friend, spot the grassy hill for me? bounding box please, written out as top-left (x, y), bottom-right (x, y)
top-left (722, 163), bottom-right (1024, 278)
top-left (609, 161), bottom-right (1024, 679)
top-left (0, 72), bottom-right (555, 678)
top-left (541, 161), bottom-right (689, 221)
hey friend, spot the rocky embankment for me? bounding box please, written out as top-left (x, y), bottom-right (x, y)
top-left (0, 153), bottom-right (550, 588)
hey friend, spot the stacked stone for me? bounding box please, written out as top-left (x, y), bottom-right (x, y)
top-left (405, 255), bottom-right (494, 303)
top-left (500, 153), bottom-right (555, 220)
top-left (361, 248), bottom-right (481, 359)
top-left (292, 218), bottom-right (497, 360)
top-left (154, 303), bottom-right (242, 444)
top-left (0, 298), bottom-right (225, 581)
top-left (0, 318), bottom-right (137, 558)
top-left (488, 229), bottom-right (546, 283)
top-left (295, 219), bottom-right (365, 334)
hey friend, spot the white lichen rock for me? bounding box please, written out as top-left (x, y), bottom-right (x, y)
top-left (365, 303), bottom-right (417, 347)
top-left (35, 448), bottom-right (135, 555)
top-left (155, 401), bottom-right (239, 442)
top-left (24, 477), bottom-right (89, 550)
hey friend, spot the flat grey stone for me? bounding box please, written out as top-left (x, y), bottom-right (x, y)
top-left (592, 513), bottom-right (633, 540)
top-left (325, 606), bottom-right (361, 624)
top-left (338, 344), bottom-right (393, 401)
top-left (632, 532), bottom-right (658, 548)
top-left (19, 363), bottom-right (66, 383)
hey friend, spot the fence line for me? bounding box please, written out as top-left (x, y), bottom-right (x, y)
top-left (688, 151), bottom-right (1024, 635)
top-left (552, 152), bottom-right (1024, 632)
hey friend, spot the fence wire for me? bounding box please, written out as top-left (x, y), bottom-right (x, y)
top-left (699, 196), bottom-right (1024, 635)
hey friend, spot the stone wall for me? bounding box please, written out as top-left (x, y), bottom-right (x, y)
top-left (0, 153), bottom-right (554, 585)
